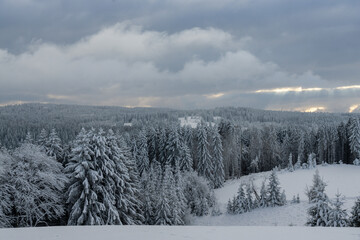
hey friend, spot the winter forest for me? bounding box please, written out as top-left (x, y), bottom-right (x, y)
top-left (1, 103), bottom-right (360, 228)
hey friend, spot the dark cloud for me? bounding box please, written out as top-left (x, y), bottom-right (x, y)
top-left (0, 0), bottom-right (359, 111)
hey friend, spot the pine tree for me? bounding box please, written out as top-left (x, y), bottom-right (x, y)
top-left (328, 192), bottom-right (348, 227)
top-left (250, 156), bottom-right (259, 173)
top-left (166, 126), bottom-right (181, 167)
top-left (211, 127), bottom-right (225, 188)
top-left (155, 165), bottom-right (173, 225)
top-left (349, 118), bottom-right (360, 159)
top-left (307, 153), bottom-right (316, 169)
top-left (294, 155), bottom-right (301, 170)
top-left (66, 128), bottom-right (105, 225)
top-left (179, 142), bottom-right (193, 171)
top-left (197, 125), bottom-right (214, 185)
top-left (37, 128), bottom-right (48, 146)
top-left (258, 180), bottom-right (267, 208)
top-left (0, 150), bottom-right (13, 227)
top-left (24, 131), bottom-right (33, 144)
top-left (306, 170), bottom-right (331, 226)
top-left (234, 184), bottom-right (246, 214)
top-left (267, 169), bottom-right (285, 207)
top-left (244, 184), bottom-right (254, 212)
top-left (136, 130), bottom-right (149, 177)
top-left (46, 128), bottom-right (63, 162)
top-left (350, 197), bottom-right (360, 227)
top-left (287, 153), bottom-right (294, 172)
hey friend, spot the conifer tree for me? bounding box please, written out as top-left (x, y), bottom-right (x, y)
top-left (37, 128), bottom-right (48, 146)
top-left (258, 180), bottom-right (267, 208)
top-left (349, 117), bottom-right (360, 159)
top-left (306, 170), bottom-right (331, 226)
top-left (287, 153), bottom-right (294, 172)
top-left (267, 169), bottom-right (285, 207)
top-left (197, 125), bottom-right (214, 185)
top-left (136, 130), bottom-right (149, 177)
top-left (211, 127), bottom-right (225, 188)
top-left (46, 128), bottom-right (63, 162)
top-left (350, 197), bottom-right (360, 227)
top-left (328, 192), bottom-right (348, 227)
top-left (179, 142), bottom-right (193, 171)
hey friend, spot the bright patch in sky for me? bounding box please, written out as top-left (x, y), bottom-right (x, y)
top-left (255, 87), bottom-right (323, 94)
top-left (204, 93), bottom-right (225, 99)
top-left (349, 104), bottom-right (359, 113)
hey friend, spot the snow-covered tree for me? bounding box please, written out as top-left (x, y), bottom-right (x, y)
top-left (267, 169), bottom-right (285, 207)
top-left (306, 170), bottom-right (331, 226)
top-left (183, 171), bottom-right (213, 216)
top-left (234, 184), bottom-right (246, 214)
top-left (250, 156), bottom-right (259, 173)
top-left (136, 130), bottom-right (149, 177)
top-left (307, 153), bottom-right (316, 169)
top-left (179, 142), bottom-right (193, 172)
top-left (287, 153), bottom-right (294, 172)
top-left (197, 125), bottom-right (214, 185)
top-left (0, 150), bottom-right (12, 227)
top-left (37, 128), bottom-right (48, 146)
top-left (258, 180), bottom-right (267, 208)
top-left (9, 143), bottom-right (66, 227)
top-left (244, 184), bottom-right (254, 211)
top-left (349, 118), bottom-right (360, 159)
top-left (24, 131), bottom-right (34, 144)
top-left (46, 128), bottom-right (63, 162)
top-left (350, 197), bottom-right (360, 227)
top-left (353, 159), bottom-right (360, 166)
top-left (211, 127), bottom-right (225, 188)
top-left (155, 164), bottom-right (174, 225)
top-left (328, 192), bottom-right (348, 227)
top-left (294, 155), bottom-right (302, 170)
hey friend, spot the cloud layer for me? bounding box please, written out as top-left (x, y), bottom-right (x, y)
top-left (2, 22), bottom-right (349, 110)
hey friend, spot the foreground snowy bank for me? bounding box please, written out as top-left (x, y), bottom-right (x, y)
top-left (0, 226), bottom-right (359, 240)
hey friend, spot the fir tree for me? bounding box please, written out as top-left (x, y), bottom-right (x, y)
top-left (37, 128), bottom-right (48, 146)
top-left (350, 197), bottom-right (360, 227)
top-left (258, 180), bottom-right (267, 208)
top-left (306, 170), bottom-right (331, 226)
top-left (349, 118), bottom-right (360, 159)
top-left (46, 128), bottom-right (63, 162)
top-left (211, 127), bottom-right (225, 188)
top-left (287, 153), bottom-right (294, 172)
top-left (328, 192), bottom-right (348, 227)
top-left (197, 125), bottom-right (214, 185)
top-left (267, 169), bottom-right (285, 207)
top-left (179, 142), bottom-right (193, 172)
top-left (136, 130), bottom-right (149, 177)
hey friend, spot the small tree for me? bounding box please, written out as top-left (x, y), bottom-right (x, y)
top-left (287, 153), bottom-right (294, 172)
top-left (328, 192), bottom-right (348, 227)
top-left (306, 170), bottom-right (331, 226)
top-left (350, 198), bottom-right (360, 227)
top-left (267, 169), bottom-right (285, 207)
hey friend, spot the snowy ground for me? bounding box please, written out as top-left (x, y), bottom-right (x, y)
top-left (194, 164), bottom-right (360, 226)
top-left (0, 226), bottom-right (359, 240)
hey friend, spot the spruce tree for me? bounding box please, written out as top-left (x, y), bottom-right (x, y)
top-left (46, 128), bottom-right (63, 162)
top-left (179, 141), bottom-right (193, 171)
top-left (258, 180), bottom-right (267, 208)
top-left (306, 170), bottom-right (331, 226)
top-left (197, 125), bottom-right (214, 185)
top-left (349, 118), bottom-right (360, 159)
top-left (211, 127), bottom-right (225, 188)
top-left (136, 130), bottom-right (149, 177)
top-left (328, 192), bottom-right (348, 227)
top-left (350, 198), bottom-right (360, 227)
top-left (267, 169), bottom-right (284, 207)
top-left (287, 153), bottom-right (294, 172)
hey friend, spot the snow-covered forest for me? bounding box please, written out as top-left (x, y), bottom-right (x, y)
top-left (1, 103), bottom-right (360, 228)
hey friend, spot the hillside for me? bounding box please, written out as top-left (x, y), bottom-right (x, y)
top-left (194, 164), bottom-right (360, 226)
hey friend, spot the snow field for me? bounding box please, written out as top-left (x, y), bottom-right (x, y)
top-left (195, 164), bottom-right (360, 226)
top-left (0, 226), bottom-right (359, 240)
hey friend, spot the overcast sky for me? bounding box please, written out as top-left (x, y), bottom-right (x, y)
top-left (1, 0), bottom-right (360, 112)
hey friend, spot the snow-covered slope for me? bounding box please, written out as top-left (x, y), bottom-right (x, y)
top-left (0, 226), bottom-right (359, 240)
top-left (194, 164), bottom-right (360, 226)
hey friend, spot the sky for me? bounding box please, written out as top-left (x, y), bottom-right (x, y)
top-left (0, 0), bottom-right (360, 112)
